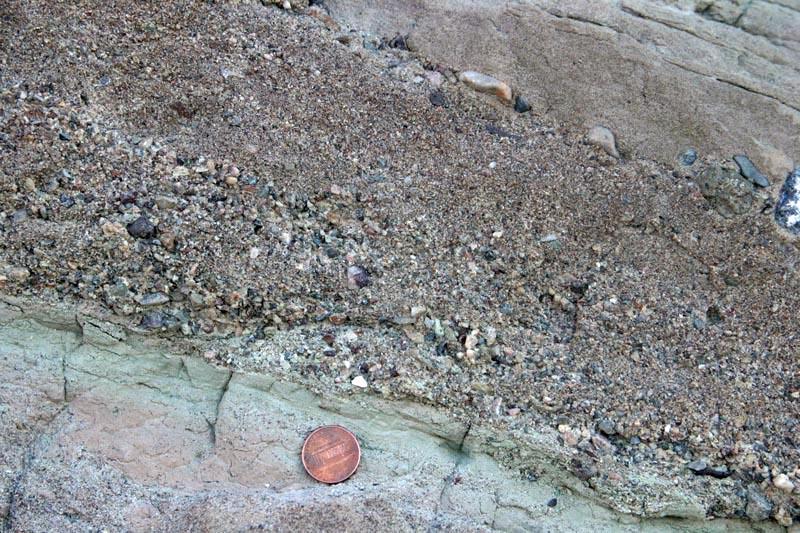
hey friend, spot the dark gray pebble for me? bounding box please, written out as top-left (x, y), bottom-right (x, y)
top-left (775, 167), bottom-right (800, 235)
top-left (59, 194), bottom-right (75, 208)
top-left (733, 155), bottom-right (769, 187)
top-left (677, 149), bottom-right (697, 166)
top-left (59, 131), bottom-right (71, 141)
top-left (514, 95), bottom-right (531, 113)
top-left (429, 91), bottom-right (447, 107)
top-left (127, 216), bottom-right (156, 239)
top-left (745, 486), bottom-right (773, 521)
top-left (546, 498), bottom-right (557, 508)
top-left (597, 419), bottom-right (616, 436)
top-left (139, 311), bottom-right (167, 330)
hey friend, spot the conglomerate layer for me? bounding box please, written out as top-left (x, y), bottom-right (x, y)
top-left (0, 0), bottom-right (798, 529)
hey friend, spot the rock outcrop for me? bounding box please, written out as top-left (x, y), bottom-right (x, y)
top-left (325, 0), bottom-right (799, 176)
top-left (0, 298), bottom-right (784, 532)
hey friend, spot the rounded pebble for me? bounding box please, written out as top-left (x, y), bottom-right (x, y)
top-left (458, 70), bottom-right (513, 104)
top-left (127, 216), bottom-right (156, 239)
top-left (677, 149), bottom-right (697, 166)
top-left (773, 473), bottom-right (795, 493)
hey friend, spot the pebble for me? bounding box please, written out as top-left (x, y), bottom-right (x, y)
top-left (12, 208), bottom-right (27, 224)
top-left (464, 330), bottom-right (479, 351)
top-left (23, 177), bottom-right (36, 191)
top-left (586, 126), bottom-right (619, 158)
top-left (328, 313), bottom-right (348, 325)
top-left (546, 498), bottom-right (557, 508)
top-left (591, 435), bottom-right (614, 455)
top-left (677, 148), bottom-right (697, 166)
top-left (514, 95), bottom-right (530, 113)
top-left (429, 91), bottom-right (447, 107)
top-left (775, 167), bottom-right (800, 235)
top-left (101, 220), bottom-right (126, 237)
top-left (773, 473), bottom-right (795, 493)
top-left (60, 194), bottom-right (75, 208)
top-left (137, 292), bottom-right (170, 306)
top-left (351, 375), bottom-right (368, 389)
top-left (126, 216), bottom-right (156, 239)
top-left (155, 195), bottom-right (178, 210)
top-left (8, 267), bottom-right (30, 282)
top-left (733, 155), bottom-right (769, 187)
top-left (424, 71), bottom-right (444, 87)
top-left (687, 458), bottom-right (708, 472)
top-left (410, 306), bottom-right (427, 318)
top-left (347, 265), bottom-right (370, 288)
top-left (457, 70), bottom-right (513, 104)
top-left (597, 419), bottom-right (617, 436)
top-left (159, 230), bottom-right (176, 252)
top-left (745, 486), bottom-right (773, 521)
top-left (139, 311), bottom-right (167, 330)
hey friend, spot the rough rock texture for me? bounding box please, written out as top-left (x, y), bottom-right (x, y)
top-left (0, 298), bottom-right (785, 532)
top-left (324, 0), bottom-right (799, 176)
top-left (1, 0), bottom-right (799, 530)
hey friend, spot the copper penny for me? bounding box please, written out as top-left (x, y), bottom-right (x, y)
top-left (301, 425), bottom-right (361, 484)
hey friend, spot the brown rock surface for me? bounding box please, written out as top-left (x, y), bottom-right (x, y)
top-left (325, 0), bottom-right (799, 175)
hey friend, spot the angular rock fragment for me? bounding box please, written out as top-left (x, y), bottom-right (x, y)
top-left (347, 265), bottom-right (370, 288)
top-left (457, 70), bottom-right (512, 104)
top-left (733, 155), bottom-right (769, 187)
top-left (586, 126), bottom-right (619, 158)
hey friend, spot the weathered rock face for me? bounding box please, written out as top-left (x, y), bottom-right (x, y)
top-left (324, 0), bottom-right (798, 176)
top-left (0, 298), bottom-right (784, 532)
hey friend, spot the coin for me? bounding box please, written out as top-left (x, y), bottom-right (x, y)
top-left (301, 425), bottom-right (361, 484)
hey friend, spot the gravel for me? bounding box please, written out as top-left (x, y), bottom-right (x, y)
top-left (1, 0), bottom-right (799, 525)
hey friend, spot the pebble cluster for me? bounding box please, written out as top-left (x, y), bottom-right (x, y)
top-left (1, 0), bottom-right (798, 525)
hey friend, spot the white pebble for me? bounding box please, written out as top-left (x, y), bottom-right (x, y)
top-left (351, 375), bottom-right (368, 389)
top-left (464, 330), bottom-right (479, 350)
top-left (586, 126), bottom-right (619, 158)
top-left (249, 247), bottom-right (260, 259)
top-left (410, 305), bottom-right (427, 318)
top-left (773, 473), bottom-right (795, 493)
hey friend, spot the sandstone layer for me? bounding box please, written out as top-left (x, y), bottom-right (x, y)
top-left (325, 0), bottom-right (799, 177)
